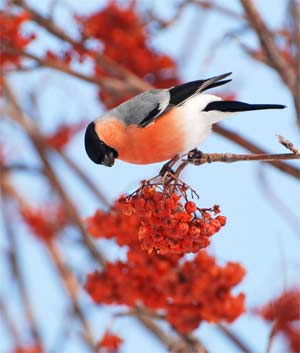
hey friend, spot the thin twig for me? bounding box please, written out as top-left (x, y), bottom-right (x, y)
top-left (240, 0), bottom-right (295, 92)
top-left (47, 241), bottom-right (97, 352)
top-left (276, 134), bottom-right (299, 154)
top-left (217, 324), bottom-right (254, 353)
top-left (58, 152), bottom-right (110, 208)
top-left (266, 322), bottom-right (277, 353)
top-left (0, 184), bottom-right (42, 347)
top-left (186, 151), bottom-right (300, 165)
top-left (213, 125), bottom-right (300, 179)
top-left (2, 78), bottom-right (106, 266)
top-left (0, 295), bottom-right (21, 345)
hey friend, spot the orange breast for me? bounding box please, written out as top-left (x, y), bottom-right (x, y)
top-left (95, 109), bottom-right (185, 164)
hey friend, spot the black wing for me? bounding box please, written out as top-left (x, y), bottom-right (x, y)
top-left (137, 72), bottom-right (232, 127)
top-left (169, 72), bottom-right (232, 106)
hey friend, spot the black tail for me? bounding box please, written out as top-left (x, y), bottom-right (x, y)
top-left (204, 100), bottom-right (286, 112)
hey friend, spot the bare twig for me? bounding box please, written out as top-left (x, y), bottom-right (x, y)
top-left (266, 322), bottom-right (277, 353)
top-left (0, 295), bottom-right (21, 345)
top-left (0, 184), bottom-right (42, 347)
top-left (258, 167), bottom-right (300, 237)
top-left (276, 134), bottom-right (299, 154)
top-left (2, 78), bottom-right (106, 266)
top-left (58, 152), bottom-right (110, 208)
top-left (214, 125), bottom-right (300, 179)
top-left (137, 313), bottom-right (208, 353)
top-left (240, 0), bottom-right (295, 92)
top-left (47, 241), bottom-right (97, 352)
top-left (186, 151), bottom-right (300, 165)
top-left (217, 324), bottom-right (254, 353)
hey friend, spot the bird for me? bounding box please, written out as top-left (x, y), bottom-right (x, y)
top-left (84, 72), bottom-right (285, 167)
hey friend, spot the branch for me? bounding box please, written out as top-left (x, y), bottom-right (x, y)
top-left (187, 151), bottom-right (300, 165)
top-left (13, 0), bottom-right (152, 91)
top-left (2, 78), bottom-right (106, 267)
top-left (58, 152), bottom-right (110, 208)
top-left (5, 46), bottom-right (128, 94)
top-left (239, 0), bottom-right (296, 92)
top-left (0, 296), bottom-right (21, 345)
top-left (136, 312), bottom-right (208, 353)
top-left (213, 125), bottom-right (300, 179)
top-left (0, 183), bottom-right (43, 347)
top-left (47, 241), bottom-right (97, 352)
top-left (217, 324), bottom-right (254, 353)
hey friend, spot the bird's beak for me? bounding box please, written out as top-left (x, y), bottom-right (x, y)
top-left (102, 151), bottom-right (116, 167)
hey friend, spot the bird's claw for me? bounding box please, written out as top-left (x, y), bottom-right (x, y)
top-left (188, 149), bottom-right (203, 161)
top-left (159, 164), bottom-right (175, 177)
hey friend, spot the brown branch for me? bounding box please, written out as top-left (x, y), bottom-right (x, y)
top-left (258, 167), bottom-right (300, 237)
top-left (58, 152), bottom-right (110, 208)
top-left (217, 324), bottom-right (254, 353)
top-left (5, 46), bottom-right (127, 94)
top-left (47, 241), bottom-right (97, 352)
top-left (2, 178), bottom-right (97, 352)
top-left (2, 78), bottom-right (106, 267)
top-left (213, 125), bottom-right (300, 179)
top-left (289, 0), bottom-right (300, 125)
top-left (0, 183), bottom-right (42, 347)
top-left (186, 151), bottom-right (300, 166)
top-left (240, 0), bottom-right (295, 92)
top-left (194, 0), bottom-right (243, 19)
top-left (13, 0), bottom-right (151, 92)
top-left (136, 313), bottom-right (208, 353)
top-left (266, 322), bottom-right (277, 353)
top-left (0, 296), bottom-right (21, 345)
top-left (277, 134), bottom-right (299, 154)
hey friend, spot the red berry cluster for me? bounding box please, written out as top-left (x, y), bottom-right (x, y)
top-left (86, 201), bottom-right (140, 248)
top-left (118, 185), bottom-right (226, 255)
top-left (21, 203), bottom-right (68, 242)
top-left (45, 120), bottom-right (86, 151)
top-left (0, 11), bottom-right (35, 68)
top-left (258, 289), bottom-right (300, 353)
top-left (86, 250), bottom-right (245, 333)
top-left (98, 330), bottom-right (123, 353)
top-left (78, 2), bottom-right (179, 107)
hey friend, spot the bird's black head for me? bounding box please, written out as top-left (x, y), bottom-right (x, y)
top-left (84, 122), bottom-right (118, 167)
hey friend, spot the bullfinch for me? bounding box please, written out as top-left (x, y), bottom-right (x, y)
top-left (84, 72), bottom-right (285, 166)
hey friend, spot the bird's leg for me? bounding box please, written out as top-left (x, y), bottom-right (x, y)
top-left (187, 148), bottom-right (203, 161)
top-left (159, 154), bottom-right (180, 177)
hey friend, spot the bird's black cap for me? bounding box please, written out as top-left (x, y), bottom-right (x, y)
top-left (84, 122), bottom-right (118, 167)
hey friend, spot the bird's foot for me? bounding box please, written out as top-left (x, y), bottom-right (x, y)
top-left (188, 148), bottom-right (203, 161)
top-left (159, 155), bottom-right (180, 177)
top-left (159, 161), bottom-right (174, 177)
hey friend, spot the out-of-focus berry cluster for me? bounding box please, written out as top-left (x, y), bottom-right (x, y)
top-left (257, 289), bottom-right (300, 353)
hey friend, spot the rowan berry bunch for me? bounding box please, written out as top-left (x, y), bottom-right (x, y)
top-left (86, 250), bottom-right (245, 333)
top-left (118, 180), bottom-right (226, 255)
top-left (0, 11), bottom-right (34, 68)
top-left (78, 2), bottom-right (179, 107)
top-left (98, 331), bottom-right (123, 353)
top-left (21, 203), bottom-right (68, 242)
top-left (45, 121), bottom-right (86, 152)
top-left (257, 289), bottom-right (300, 353)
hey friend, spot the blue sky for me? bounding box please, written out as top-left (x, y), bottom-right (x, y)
top-left (1, 1), bottom-right (299, 353)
